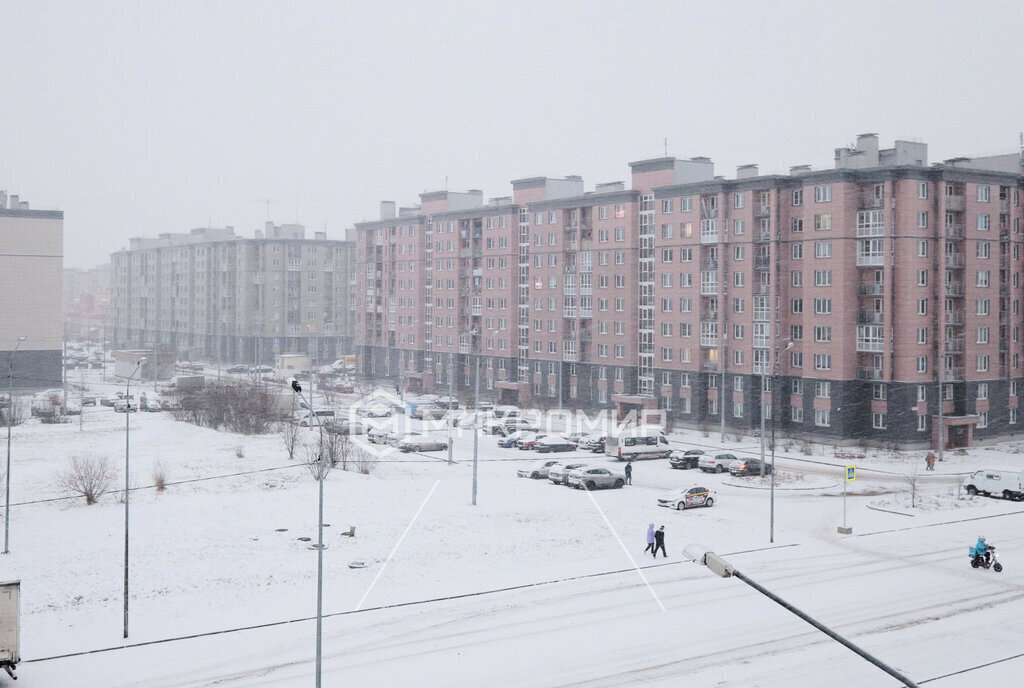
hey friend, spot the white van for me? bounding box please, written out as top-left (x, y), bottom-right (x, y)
top-left (963, 469), bottom-right (1024, 501)
top-left (605, 424), bottom-right (671, 461)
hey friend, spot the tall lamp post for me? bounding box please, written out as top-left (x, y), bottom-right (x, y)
top-left (4, 336), bottom-right (27, 555)
top-left (446, 329), bottom-right (478, 467)
top-left (123, 356), bottom-right (146, 638)
top-left (684, 544), bottom-right (919, 687)
top-left (470, 328), bottom-right (499, 506)
top-left (769, 341), bottom-right (793, 543)
top-left (287, 376), bottom-right (326, 688)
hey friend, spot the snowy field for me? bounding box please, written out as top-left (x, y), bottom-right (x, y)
top-left (5, 372), bottom-right (1024, 686)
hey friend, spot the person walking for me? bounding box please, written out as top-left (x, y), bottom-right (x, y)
top-left (624, 461), bottom-right (633, 485)
top-left (653, 525), bottom-right (667, 558)
top-left (925, 451), bottom-right (936, 471)
top-left (644, 523), bottom-right (656, 554)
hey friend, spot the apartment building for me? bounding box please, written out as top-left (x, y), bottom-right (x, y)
top-left (356, 134), bottom-right (1024, 447)
top-left (0, 192), bottom-right (64, 390)
top-left (111, 222), bottom-right (356, 366)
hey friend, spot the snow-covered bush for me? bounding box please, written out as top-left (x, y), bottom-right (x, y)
top-left (58, 456), bottom-right (114, 505)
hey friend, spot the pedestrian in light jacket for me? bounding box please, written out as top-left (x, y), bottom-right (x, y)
top-left (644, 523), bottom-right (656, 554)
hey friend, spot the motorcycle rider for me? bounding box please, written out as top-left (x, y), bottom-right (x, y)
top-left (976, 536), bottom-right (991, 565)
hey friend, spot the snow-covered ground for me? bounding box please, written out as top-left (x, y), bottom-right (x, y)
top-left (5, 371), bottom-right (1024, 686)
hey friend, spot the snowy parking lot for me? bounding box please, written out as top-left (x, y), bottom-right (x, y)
top-left (5, 375), bottom-right (1024, 686)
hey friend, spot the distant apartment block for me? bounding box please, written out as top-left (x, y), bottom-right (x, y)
top-left (355, 134), bottom-right (1024, 447)
top-left (64, 263), bottom-right (111, 343)
top-left (0, 192), bottom-right (64, 390)
top-left (111, 222), bottom-right (356, 366)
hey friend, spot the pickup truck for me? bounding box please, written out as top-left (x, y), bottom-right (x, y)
top-left (697, 453), bottom-right (740, 473)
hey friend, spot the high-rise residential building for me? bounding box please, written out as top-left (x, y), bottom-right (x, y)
top-left (355, 134), bottom-right (1024, 447)
top-left (111, 222), bottom-right (356, 366)
top-left (0, 192), bottom-right (64, 390)
top-left (64, 264), bottom-right (111, 343)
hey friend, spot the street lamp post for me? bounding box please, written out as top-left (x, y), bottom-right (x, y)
top-left (769, 341), bottom-right (793, 543)
top-left (447, 348), bottom-right (454, 466)
top-left (123, 356), bottom-right (146, 638)
top-left (684, 544), bottom-right (919, 687)
top-left (4, 336), bottom-right (27, 555)
top-left (287, 377), bottom-right (326, 688)
top-left (470, 328), bottom-right (497, 506)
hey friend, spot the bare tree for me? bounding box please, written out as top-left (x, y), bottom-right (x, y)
top-left (902, 464), bottom-right (922, 509)
top-left (321, 431), bottom-right (355, 470)
top-left (304, 441), bottom-right (332, 482)
top-left (0, 396), bottom-right (26, 427)
top-left (281, 421), bottom-right (300, 461)
top-left (58, 456), bottom-right (114, 505)
top-left (353, 446), bottom-right (379, 475)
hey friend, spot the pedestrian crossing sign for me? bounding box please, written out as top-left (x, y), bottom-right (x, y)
top-left (846, 466), bottom-right (856, 482)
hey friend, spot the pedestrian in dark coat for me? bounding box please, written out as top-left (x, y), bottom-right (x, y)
top-left (644, 523), bottom-right (656, 554)
top-left (624, 461), bottom-right (633, 485)
top-left (653, 525), bottom-right (667, 558)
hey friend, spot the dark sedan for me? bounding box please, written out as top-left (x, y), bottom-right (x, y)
top-left (535, 436), bottom-right (576, 453)
top-left (728, 458), bottom-right (774, 477)
top-left (668, 449), bottom-right (704, 470)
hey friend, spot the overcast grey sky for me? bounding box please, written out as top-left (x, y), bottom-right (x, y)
top-left (2, 0), bottom-right (1023, 268)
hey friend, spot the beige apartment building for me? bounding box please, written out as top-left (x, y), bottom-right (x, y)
top-left (357, 134), bottom-right (1024, 447)
top-left (111, 222), bottom-right (356, 367)
top-left (0, 192), bottom-right (63, 390)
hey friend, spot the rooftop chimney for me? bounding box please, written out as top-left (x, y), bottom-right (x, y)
top-left (736, 164), bottom-right (759, 179)
top-left (789, 165), bottom-right (812, 175)
top-left (380, 201), bottom-right (396, 220)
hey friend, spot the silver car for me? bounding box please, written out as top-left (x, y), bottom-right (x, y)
top-left (516, 459), bottom-right (563, 479)
top-left (396, 435), bottom-right (448, 452)
top-left (567, 466), bottom-right (627, 490)
top-left (548, 462), bottom-right (589, 485)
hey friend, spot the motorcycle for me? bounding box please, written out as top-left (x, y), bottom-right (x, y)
top-left (969, 543), bottom-right (1003, 572)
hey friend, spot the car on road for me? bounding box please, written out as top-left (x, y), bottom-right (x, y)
top-left (657, 486), bottom-right (716, 510)
top-left (669, 449), bottom-right (704, 470)
top-left (728, 458), bottom-right (773, 477)
top-left (410, 405), bottom-right (446, 420)
top-left (534, 436), bottom-right (577, 453)
top-left (226, 364), bottom-right (249, 374)
top-left (140, 397), bottom-right (163, 412)
top-left (367, 427), bottom-right (391, 444)
top-left (293, 409), bottom-right (336, 427)
top-left (567, 466), bottom-right (627, 490)
top-left (251, 365), bottom-right (274, 375)
top-left (578, 435), bottom-right (607, 453)
top-left (698, 453), bottom-right (741, 473)
top-left (433, 397), bottom-right (460, 410)
top-left (548, 462), bottom-right (590, 485)
top-left (517, 459), bottom-right (563, 479)
top-left (487, 417), bottom-right (538, 435)
top-left (396, 435), bottom-right (448, 452)
top-left (325, 419), bottom-right (367, 435)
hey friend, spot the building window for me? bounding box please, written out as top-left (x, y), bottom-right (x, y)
top-left (918, 240), bottom-right (928, 257)
top-left (792, 406), bottom-right (804, 422)
top-left (734, 192), bottom-right (745, 209)
top-left (917, 328), bottom-right (928, 344)
top-left (792, 243), bottom-right (803, 259)
top-left (977, 214), bottom-right (991, 231)
top-left (813, 298), bottom-right (832, 314)
top-left (814, 241), bottom-right (832, 258)
top-left (790, 351), bottom-right (803, 368)
top-left (814, 409), bottom-right (831, 427)
top-left (814, 185), bottom-right (832, 203)
top-left (978, 411), bottom-right (989, 429)
top-left (872, 413), bottom-right (886, 429)
top-left (978, 185), bottom-right (991, 202)
top-left (662, 199), bottom-right (673, 214)
top-left (814, 353), bottom-right (831, 370)
top-left (791, 217), bottom-right (804, 233)
top-left (917, 414), bottom-right (928, 431)
top-left (918, 182), bottom-right (928, 199)
top-left (872, 383), bottom-right (887, 400)
top-left (791, 271), bottom-right (803, 287)
top-left (917, 356), bottom-right (927, 373)
top-left (917, 299), bottom-right (928, 315)
top-left (977, 355), bottom-right (989, 372)
top-left (918, 211), bottom-right (928, 228)
top-left (977, 383), bottom-right (988, 400)
top-left (792, 189), bottom-right (804, 206)
top-left (1011, 408), bottom-right (1018, 425)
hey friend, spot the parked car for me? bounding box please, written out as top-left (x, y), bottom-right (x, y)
top-left (434, 397), bottom-right (460, 410)
top-left (497, 430), bottom-right (531, 448)
top-left (517, 432), bottom-right (548, 450)
top-left (60, 400), bottom-right (82, 416)
top-left (294, 409), bottom-right (336, 427)
top-left (578, 435), bottom-right (607, 453)
top-left (548, 462), bottom-right (590, 485)
top-left (669, 449), bottom-right (704, 470)
top-left (113, 400), bottom-right (137, 413)
top-left (333, 384), bottom-right (355, 394)
top-left (325, 419), bottom-right (367, 435)
top-left (698, 453), bottom-right (741, 473)
top-left (80, 395), bottom-right (98, 407)
top-left (567, 466), bottom-right (627, 490)
top-left (729, 458), bottom-right (773, 477)
top-left (140, 397), bottom-right (163, 412)
top-left (410, 405), bottom-right (446, 420)
top-left (535, 435), bottom-right (577, 453)
top-left (367, 427), bottom-right (390, 444)
top-left (657, 486), bottom-right (716, 510)
top-left (357, 404), bottom-right (393, 418)
top-left (226, 364), bottom-right (249, 374)
top-left (397, 435), bottom-right (448, 452)
top-left (517, 459), bottom-right (563, 479)
top-left (251, 365), bottom-right (274, 375)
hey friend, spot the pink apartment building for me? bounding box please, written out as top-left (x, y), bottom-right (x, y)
top-left (356, 134), bottom-right (1024, 447)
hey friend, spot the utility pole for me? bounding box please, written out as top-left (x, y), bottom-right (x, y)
top-left (447, 347), bottom-right (454, 465)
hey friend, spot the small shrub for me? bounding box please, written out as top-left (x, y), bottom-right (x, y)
top-left (282, 422), bottom-right (300, 461)
top-left (152, 460), bottom-right (168, 491)
top-left (354, 448), bottom-right (378, 475)
top-left (800, 439), bottom-right (814, 455)
top-left (59, 456), bottom-right (114, 505)
top-left (235, 445), bottom-right (245, 458)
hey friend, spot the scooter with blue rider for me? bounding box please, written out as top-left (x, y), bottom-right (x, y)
top-left (970, 536), bottom-right (1003, 572)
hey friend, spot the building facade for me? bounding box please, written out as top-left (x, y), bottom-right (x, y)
top-left (111, 222), bottom-right (356, 366)
top-left (0, 192), bottom-right (64, 390)
top-left (354, 135), bottom-right (1024, 447)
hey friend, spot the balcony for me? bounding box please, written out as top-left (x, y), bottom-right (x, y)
top-left (946, 253), bottom-right (965, 268)
top-left (579, 307), bottom-right (593, 318)
top-left (753, 283), bottom-right (771, 295)
top-left (945, 310), bottom-right (965, 325)
top-left (856, 340), bottom-right (884, 353)
top-left (1000, 199), bottom-right (1011, 214)
top-left (1000, 365), bottom-right (1010, 378)
top-left (1000, 254), bottom-right (1010, 268)
top-left (945, 195), bottom-right (965, 211)
top-left (857, 310), bottom-right (883, 324)
top-left (701, 258), bottom-right (719, 271)
top-left (945, 224), bottom-right (965, 240)
top-left (943, 367), bottom-right (965, 381)
top-left (856, 254), bottom-right (885, 267)
top-left (701, 361), bottom-right (719, 371)
top-left (944, 337), bottom-right (964, 353)
top-left (754, 255), bottom-right (771, 270)
top-left (858, 196), bottom-right (884, 210)
top-left (563, 285), bottom-right (577, 296)
top-left (858, 283), bottom-right (885, 296)
top-left (471, 305), bottom-right (482, 316)
top-left (563, 306), bottom-right (578, 318)
top-left (754, 229), bottom-right (772, 243)
top-left (754, 203), bottom-right (771, 217)
top-left (700, 284), bottom-right (719, 296)
top-left (1000, 284), bottom-right (1010, 297)
top-left (858, 367), bottom-right (884, 381)
top-left (945, 282), bottom-right (964, 297)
